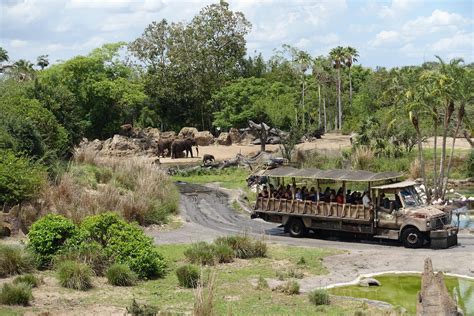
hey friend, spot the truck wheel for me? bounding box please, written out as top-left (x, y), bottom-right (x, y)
top-left (401, 227), bottom-right (424, 248)
top-left (287, 218), bottom-right (307, 238)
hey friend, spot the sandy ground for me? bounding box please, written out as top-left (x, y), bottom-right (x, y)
top-left (159, 133), bottom-right (472, 165)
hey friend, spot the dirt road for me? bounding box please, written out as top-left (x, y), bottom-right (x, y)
top-left (148, 183), bottom-right (474, 292)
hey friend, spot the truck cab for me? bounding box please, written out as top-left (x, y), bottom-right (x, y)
top-left (372, 181), bottom-right (457, 248)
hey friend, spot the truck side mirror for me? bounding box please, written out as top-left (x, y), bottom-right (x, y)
top-left (389, 201), bottom-right (394, 213)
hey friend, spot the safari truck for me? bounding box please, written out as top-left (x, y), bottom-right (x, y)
top-left (251, 167), bottom-right (458, 249)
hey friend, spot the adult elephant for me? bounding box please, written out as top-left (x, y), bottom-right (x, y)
top-left (171, 138), bottom-right (198, 159)
top-left (157, 139), bottom-right (174, 157)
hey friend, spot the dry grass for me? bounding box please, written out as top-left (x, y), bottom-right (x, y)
top-left (352, 146), bottom-right (375, 170)
top-left (193, 271), bottom-right (217, 316)
top-left (38, 147), bottom-right (179, 225)
top-left (409, 159), bottom-right (422, 179)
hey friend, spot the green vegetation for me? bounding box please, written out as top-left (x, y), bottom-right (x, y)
top-left (56, 260), bottom-right (93, 290)
top-left (0, 150), bottom-right (46, 205)
top-left (0, 245), bottom-right (34, 277)
top-left (275, 280), bottom-right (300, 295)
top-left (106, 263), bottom-right (138, 287)
top-left (215, 235), bottom-right (267, 259)
top-left (12, 274), bottom-right (40, 288)
top-left (329, 274), bottom-right (474, 314)
top-left (176, 264), bottom-right (201, 288)
top-left (27, 214), bottom-right (79, 268)
top-left (308, 288), bottom-right (330, 306)
top-left (0, 283), bottom-right (33, 306)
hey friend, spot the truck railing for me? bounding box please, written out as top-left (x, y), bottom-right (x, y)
top-left (255, 197), bottom-right (374, 223)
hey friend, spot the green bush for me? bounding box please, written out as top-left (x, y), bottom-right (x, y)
top-left (176, 264), bottom-right (200, 288)
top-left (308, 288), bottom-right (330, 306)
top-left (256, 275), bottom-right (269, 290)
top-left (0, 244), bottom-right (34, 277)
top-left (106, 263), bottom-right (137, 286)
top-left (0, 282), bottom-right (33, 306)
top-left (81, 213), bottom-right (167, 279)
top-left (184, 242), bottom-right (216, 266)
top-left (27, 214), bottom-right (78, 268)
top-left (213, 243), bottom-right (234, 263)
top-left (275, 280), bottom-right (300, 295)
top-left (0, 149), bottom-right (46, 205)
top-left (57, 260), bottom-right (93, 290)
top-left (13, 274), bottom-right (40, 288)
top-left (467, 150), bottom-right (474, 178)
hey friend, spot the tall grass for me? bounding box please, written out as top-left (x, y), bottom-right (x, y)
top-left (193, 271), bottom-right (216, 316)
top-left (0, 245), bottom-right (34, 277)
top-left (56, 260), bottom-right (93, 290)
top-left (39, 149), bottom-right (179, 225)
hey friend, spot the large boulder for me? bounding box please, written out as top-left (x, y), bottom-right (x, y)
top-left (229, 128), bottom-right (241, 144)
top-left (142, 127), bottom-right (161, 140)
top-left (195, 131), bottom-right (214, 146)
top-left (160, 131), bottom-right (177, 140)
top-left (359, 278), bottom-right (381, 287)
top-left (216, 132), bottom-right (231, 146)
top-left (178, 127), bottom-right (199, 139)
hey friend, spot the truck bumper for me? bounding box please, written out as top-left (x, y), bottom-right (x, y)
top-left (429, 228), bottom-right (458, 249)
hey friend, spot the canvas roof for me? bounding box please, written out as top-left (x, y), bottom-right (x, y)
top-left (371, 180), bottom-right (417, 189)
top-left (261, 167), bottom-right (402, 182)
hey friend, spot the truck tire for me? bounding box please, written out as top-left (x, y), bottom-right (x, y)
top-left (401, 227), bottom-right (424, 248)
top-left (287, 218), bottom-right (307, 238)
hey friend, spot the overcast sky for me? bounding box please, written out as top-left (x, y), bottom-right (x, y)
top-left (1, 0), bottom-right (473, 68)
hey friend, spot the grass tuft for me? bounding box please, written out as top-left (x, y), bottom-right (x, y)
top-left (106, 263), bottom-right (138, 287)
top-left (13, 274), bottom-right (40, 288)
top-left (176, 264), bottom-right (200, 288)
top-left (275, 280), bottom-right (300, 295)
top-left (0, 282), bottom-right (33, 306)
top-left (0, 245), bottom-right (34, 277)
top-left (57, 260), bottom-right (93, 290)
top-left (308, 288), bottom-right (330, 306)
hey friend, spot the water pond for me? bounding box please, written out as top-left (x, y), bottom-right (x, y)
top-left (328, 274), bottom-right (474, 314)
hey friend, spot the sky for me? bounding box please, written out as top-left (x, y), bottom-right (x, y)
top-left (1, 0), bottom-right (473, 68)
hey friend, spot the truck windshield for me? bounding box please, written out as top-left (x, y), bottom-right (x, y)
top-left (400, 186), bottom-right (422, 208)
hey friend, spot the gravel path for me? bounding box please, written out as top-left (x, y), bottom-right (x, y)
top-left (147, 183), bottom-right (474, 291)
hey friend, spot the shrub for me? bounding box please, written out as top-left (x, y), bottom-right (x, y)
top-left (13, 274), bottom-right (40, 288)
top-left (184, 242), bottom-right (216, 266)
top-left (0, 282), bottom-right (33, 306)
top-left (0, 244), bottom-right (34, 277)
top-left (297, 256), bottom-right (307, 265)
top-left (176, 264), bottom-right (200, 288)
top-left (308, 288), bottom-right (330, 306)
top-left (0, 149), bottom-right (46, 205)
top-left (213, 244), bottom-right (234, 263)
top-left (57, 260), bottom-right (93, 290)
top-left (81, 213), bottom-right (166, 279)
top-left (252, 240), bottom-right (267, 258)
top-left (106, 263), bottom-right (137, 286)
top-left (352, 146), bottom-right (374, 170)
top-left (287, 268), bottom-right (304, 279)
top-left (127, 299), bottom-right (159, 316)
top-left (275, 280), bottom-right (300, 295)
top-left (28, 214), bottom-right (78, 268)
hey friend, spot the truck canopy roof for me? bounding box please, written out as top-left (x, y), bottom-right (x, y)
top-left (259, 166), bottom-right (402, 182)
top-left (371, 180), bottom-right (417, 189)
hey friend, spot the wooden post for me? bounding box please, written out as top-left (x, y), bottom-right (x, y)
top-left (342, 181), bottom-right (346, 204)
top-left (316, 179), bottom-right (320, 201)
top-left (292, 177), bottom-right (296, 199)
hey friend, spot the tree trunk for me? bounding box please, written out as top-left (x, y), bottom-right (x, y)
top-left (260, 122), bottom-right (267, 152)
top-left (349, 69), bottom-right (353, 108)
top-left (302, 78), bottom-right (305, 131)
top-left (323, 97), bottom-right (327, 133)
top-left (438, 100), bottom-right (454, 195)
top-left (432, 116), bottom-right (438, 199)
top-left (442, 104), bottom-right (464, 200)
top-left (318, 84), bottom-right (321, 128)
top-left (337, 68), bottom-right (342, 130)
top-left (412, 114), bottom-right (428, 200)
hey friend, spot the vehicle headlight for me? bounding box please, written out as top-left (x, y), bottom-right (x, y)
top-left (426, 221), bottom-right (430, 227)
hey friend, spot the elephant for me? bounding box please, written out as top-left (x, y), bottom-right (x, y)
top-left (202, 154), bottom-right (215, 164)
top-left (157, 139), bottom-right (174, 157)
top-left (171, 138), bottom-right (198, 159)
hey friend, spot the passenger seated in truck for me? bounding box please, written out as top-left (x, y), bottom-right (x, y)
top-left (335, 188), bottom-right (344, 204)
top-left (308, 187), bottom-right (317, 201)
top-left (295, 188), bottom-right (303, 200)
top-left (346, 190), bottom-right (353, 204)
top-left (259, 186), bottom-right (269, 198)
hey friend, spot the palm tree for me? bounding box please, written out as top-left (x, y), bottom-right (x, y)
top-left (0, 47), bottom-right (8, 63)
top-left (13, 59), bottom-right (35, 81)
top-left (36, 55), bottom-right (49, 70)
top-left (344, 46), bottom-right (359, 108)
top-left (329, 46), bottom-right (345, 130)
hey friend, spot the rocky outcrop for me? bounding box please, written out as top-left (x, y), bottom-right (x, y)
top-left (229, 128), bottom-right (241, 144)
top-left (359, 278), bottom-right (381, 287)
top-left (416, 258), bottom-right (460, 315)
top-left (195, 131), bottom-right (215, 146)
top-left (178, 127), bottom-right (199, 139)
top-left (216, 132), bottom-right (231, 146)
top-left (239, 131), bottom-right (256, 145)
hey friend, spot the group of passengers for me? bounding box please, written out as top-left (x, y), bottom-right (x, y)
top-left (258, 184), bottom-right (371, 206)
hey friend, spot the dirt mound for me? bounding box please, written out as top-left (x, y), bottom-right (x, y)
top-left (195, 131), bottom-right (215, 146)
top-left (217, 132), bottom-right (231, 145)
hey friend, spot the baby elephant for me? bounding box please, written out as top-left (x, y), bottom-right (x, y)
top-left (202, 154), bottom-right (215, 164)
